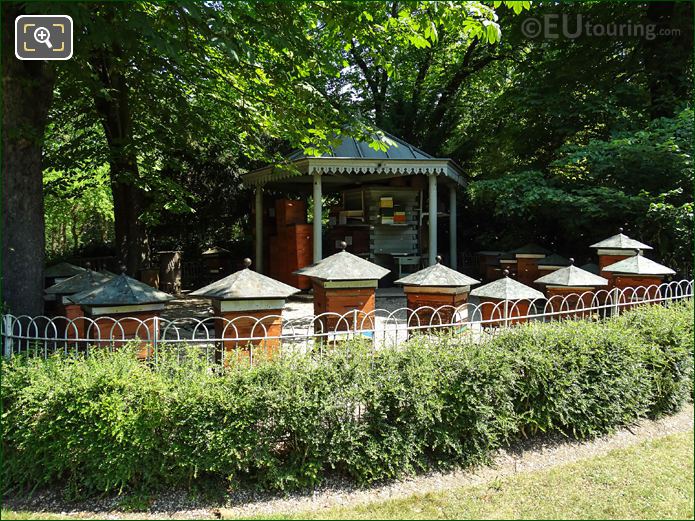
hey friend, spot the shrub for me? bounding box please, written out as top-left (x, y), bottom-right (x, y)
top-left (2, 301), bottom-right (692, 497)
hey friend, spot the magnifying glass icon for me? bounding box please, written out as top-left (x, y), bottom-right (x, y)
top-left (33, 26), bottom-right (52, 49)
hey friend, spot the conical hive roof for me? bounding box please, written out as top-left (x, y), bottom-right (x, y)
top-left (590, 230), bottom-right (652, 251)
top-left (395, 259), bottom-right (479, 287)
top-left (69, 272), bottom-right (173, 306)
top-left (191, 261), bottom-right (299, 299)
top-left (44, 262), bottom-right (87, 278)
top-left (470, 274), bottom-right (544, 300)
top-left (45, 270), bottom-right (114, 296)
top-left (602, 254), bottom-right (675, 276)
top-left (535, 264), bottom-right (609, 287)
top-left (295, 249), bottom-right (389, 281)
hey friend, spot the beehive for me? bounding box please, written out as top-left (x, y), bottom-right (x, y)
top-left (510, 243), bottom-right (550, 287)
top-left (534, 259), bottom-right (609, 318)
top-left (296, 242), bottom-right (389, 335)
top-left (590, 228), bottom-right (653, 275)
top-left (69, 271), bottom-right (173, 358)
top-left (395, 256), bottom-right (479, 328)
top-left (602, 252), bottom-right (675, 302)
top-left (470, 271), bottom-right (544, 326)
top-left (191, 258), bottom-right (299, 362)
top-left (45, 269), bottom-right (114, 338)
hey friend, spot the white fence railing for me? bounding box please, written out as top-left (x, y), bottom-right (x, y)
top-left (2, 280), bottom-right (692, 365)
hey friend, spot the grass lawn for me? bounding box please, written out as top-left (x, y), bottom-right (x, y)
top-left (3, 430), bottom-right (693, 520)
top-left (244, 430), bottom-right (694, 520)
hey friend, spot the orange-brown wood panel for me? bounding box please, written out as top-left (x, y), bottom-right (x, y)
top-left (312, 282), bottom-right (376, 332)
top-left (275, 199), bottom-right (307, 227)
top-left (86, 311), bottom-right (159, 358)
top-left (478, 298), bottom-right (530, 327)
top-left (598, 254), bottom-right (631, 272)
top-left (545, 287), bottom-right (599, 319)
top-left (406, 292), bottom-right (468, 327)
top-left (516, 258), bottom-right (541, 287)
top-left (214, 308), bottom-right (283, 362)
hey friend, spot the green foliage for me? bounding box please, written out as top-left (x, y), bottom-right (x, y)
top-left (43, 166), bottom-right (114, 261)
top-left (3, 302), bottom-right (692, 498)
top-left (466, 109), bottom-right (693, 273)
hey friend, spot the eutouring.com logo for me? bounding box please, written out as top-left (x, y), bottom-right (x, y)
top-left (521, 14), bottom-right (681, 41)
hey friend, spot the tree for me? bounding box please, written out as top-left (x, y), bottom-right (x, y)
top-left (2, 3), bottom-right (56, 315)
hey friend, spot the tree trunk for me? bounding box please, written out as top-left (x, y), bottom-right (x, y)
top-left (2, 3), bottom-right (56, 315)
top-left (90, 49), bottom-right (150, 276)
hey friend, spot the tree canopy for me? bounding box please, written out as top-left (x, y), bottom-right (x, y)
top-left (2, 0), bottom-right (692, 314)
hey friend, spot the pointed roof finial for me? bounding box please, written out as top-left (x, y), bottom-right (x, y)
top-left (243, 258), bottom-right (252, 269)
top-left (503, 269), bottom-right (510, 278)
top-left (569, 257), bottom-right (574, 265)
top-left (119, 263), bottom-right (127, 275)
top-left (636, 248), bottom-right (642, 256)
top-left (435, 255), bottom-right (442, 264)
top-left (339, 241), bottom-right (347, 251)
top-left (85, 261), bottom-right (92, 271)
top-left (618, 227), bottom-right (624, 234)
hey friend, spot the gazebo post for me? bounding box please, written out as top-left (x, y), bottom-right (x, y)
top-left (428, 173), bottom-right (437, 266)
top-left (254, 187), bottom-right (264, 273)
top-left (312, 171), bottom-right (323, 263)
top-left (449, 185), bottom-right (457, 269)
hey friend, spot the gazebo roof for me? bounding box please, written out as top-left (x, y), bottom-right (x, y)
top-left (602, 254), bottom-right (675, 276)
top-left (590, 230), bottom-right (653, 251)
top-left (296, 250), bottom-right (390, 281)
top-left (202, 246), bottom-right (230, 256)
top-left (69, 273), bottom-right (173, 306)
top-left (535, 264), bottom-right (609, 287)
top-left (191, 261), bottom-right (299, 300)
top-left (470, 274), bottom-right (544, 300)
top-left (44, 262), bottom-right (87, 278)
top-left (395, 259), bottom-right (479, 287)
top-left (45, 270), bottom-right (113, 296)
top-left (242, 130), bottom-right (465, 187)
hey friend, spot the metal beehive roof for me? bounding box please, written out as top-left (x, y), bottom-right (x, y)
top-left (590, 230), bottom-right (653, 250)
top-left (580, 262), bottom-right (600, 275)
top-left (394, 259), bottom-right (479, 287)
top-left (45, 270), bottom-right (114, 296)
top-left (510, 243), bottom-right (551, 256)
top-left (535, 253), bottom-right (570, 267)
top-left (602, 254), bottom-right (675, 276)
top-left (69, 273), bottom-right (174, 305)
top-left (44, 262), bottom-right (87, 278)
top-left (295, 249), bottom-right (390, 281)
top-left (535, 264), bottom-right (609, 287)
top-left (191, 261), bottom-right (300, 299)
top-left (470, 274), bottom-right (544, 300)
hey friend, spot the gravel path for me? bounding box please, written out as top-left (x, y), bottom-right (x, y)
top-left (6, 404), bottom-right (693, 520)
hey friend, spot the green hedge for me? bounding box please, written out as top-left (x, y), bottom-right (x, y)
top-left (2, 300), bottom-right (692, 497)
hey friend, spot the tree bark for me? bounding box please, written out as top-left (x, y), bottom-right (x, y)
top-left (2, 3), bottom-right (56, 315)
top-left (90, 48), bottom-right (150, 276)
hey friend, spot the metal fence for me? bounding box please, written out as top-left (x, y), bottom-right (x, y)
top-left (3, 280), bottom-right (692, 365)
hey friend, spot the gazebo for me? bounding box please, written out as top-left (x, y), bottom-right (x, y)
top-left (241, 132), bottom-right (466, 280)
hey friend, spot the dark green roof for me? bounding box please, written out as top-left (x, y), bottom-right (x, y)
top-left (510, 243), bottom-right (551, 256)
top-left (69, 273), bottom-right (173, 306)
top-left (535, 254), bottom-right (570, 267)
top-left (44, 262), bottom-right (87, 278)
top-left (45, 270), bottom-right (113, 296)
top-left (395, 261), bottom-right (479, 287)
top-left (535, 265), bottom-right (609, 287)
top-left (191, 266), bottom-right (299, 299)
